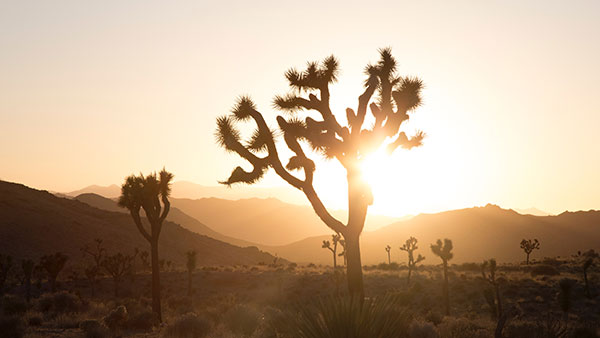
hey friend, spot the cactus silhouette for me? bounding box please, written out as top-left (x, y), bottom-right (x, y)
top-left (573, 249), bottom-right (598, 298)
top-left (39, 252), bottom-right (68, 292)
top-left (81, 238), bottom-right (106, 297)
top-left (186, 250), bottom-right (197, 296)
top-left (520, 239), bottom-right (540, 265)
top-left (322, 233), bottom-right (341, 268)
top-left (102, 252), bottom-right (134, 297)
top-left (118, 168), bottom-right (173, 322)
top-left (481, 258), bottom-right (503, 319)
top-left (431, 239), bottom-right (453, 315)
top-left (0, 254), bottom-right (13, 294)
top-left (385, 245), bottom-right (392, 265)
top-left (21, 259), bottom-right (34, 303)
top-left (400, 236), bottom-right (425, 284)
top-left (216, 49), bottom-right (426, 297)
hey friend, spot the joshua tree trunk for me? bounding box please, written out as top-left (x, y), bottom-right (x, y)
top-left (407, 267), bottom-right (412, 285)
top-left (345, 232), bottom-right (364, 298)
top-left (333, 251), bottom-right (337, 269)
top-left (584, 270), bottom-right (590, 298)
top-left (387, 251), bottom-right (391, 265)
top-left (526, 253), bottom-right (530, 265)
top-left (114, 280), bottom-right (119, 297)
top-left (50, 277), bottom-right (57, 292)
top-left (25, 278), bottom-right (31, 303)
top-left (443, 260), bottom-right (449, 315)
top-left (151, 239), bottom-right (162, 321)
top-left (495, 284), bottom-right (503, 318)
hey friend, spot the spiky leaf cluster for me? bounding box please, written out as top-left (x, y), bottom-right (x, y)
top-left (431, 239), bottom-right (453, 262)
top-left (520, 239), bottom-right (540, 254)
top-left (401, 237), bottom-right (425, 268)
top-left (216, 49), bottom-right (427, 236)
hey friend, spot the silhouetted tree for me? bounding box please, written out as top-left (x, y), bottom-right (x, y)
top-left (21, 259), bottom-right (34, 303)
top-left (102, 252), bottom-right (134, 297)
top-left (140, 250), bottom-right (150, 271)
top-left (39, 252), bottom-right (68, 292)
top-left (186, 250), bottom-right (197, 296)
top-left (520, 239), bottom-right (540, 265)
top-left (322, 233), bottom-right (341, 268)
top-left (431, 239), bottom-right (453, 315)
top-left (558, 278), bottom-right (574, 322)
top-left (118, 168), bottom-right (173, 322)
top-left (481, 258), bottom-right (502, 319)
top-left (215, 49), bottom-right (426, 297)
top-left (573, 250), bottom-right (598, 298)
top-left (385, 245), bottom-right (392, 265)
top-left (400, 236), bottom-right (425, 284)
top-left (0, 254), bottom-right (13, 294)
top-left (81, 238), bottom-right (106, 297)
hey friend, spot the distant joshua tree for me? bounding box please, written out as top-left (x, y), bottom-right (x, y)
top-left (186, 250), bottom-right (197, 296)
top-left (431, 239), bottom-right (453, 315)
top-left (400, 236), bottom-right (425, 284)
top-left (520, 239), bottom-right (540, 265)
top-left (322, 233), bottom-right (341, 268)
top-left (574, 250), bottom-right (598, 298)
top-left (338, 239), bottom-right (347, 266)
top-left (81, 238), bottom-right (106, 297)
top-left (39, 252), bottom-right (68, 292)
top-left (21, 259), bottom-right (34, 303)
top-left (118, 168), bottom-right (173, 322)
top-left (102, 252), bottom-right (134, 297)
top-left (481, 258), bottom-right (502, 319)
top-left (385, 245), bottom-right (392, 265)
top-left (0, 254), bottom-right (13, 294)
top-left (216, 49), bottom-right (426, 297)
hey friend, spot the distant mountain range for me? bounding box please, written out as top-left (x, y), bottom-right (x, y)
top-left (0, 181), bottom-right (278, 267)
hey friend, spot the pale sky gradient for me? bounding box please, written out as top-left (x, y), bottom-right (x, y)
top-left (1, 0), bottom-right (599, 216)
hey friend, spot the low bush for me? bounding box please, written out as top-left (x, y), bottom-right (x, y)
top-left (38, 291), bottom-right (83, 314)
top-left (409, 320), bottom-right (439, 338)
top-left (223, 304), bottom-right (262, 337)
top-left (530, 265), bottom-right (560, 277)
top-left (162, 312), bottom-right (211, 338)
top-left (80, 319), bottom-right (111, 338)
top-left (1, 295), bottom-right (27, 316)
top-left (126, 309), bottom-right (158, 331)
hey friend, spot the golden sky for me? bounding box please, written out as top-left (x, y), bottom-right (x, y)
top-left (1, 0), bottom-right (599, 216)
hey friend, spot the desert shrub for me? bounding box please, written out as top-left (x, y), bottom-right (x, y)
top-left (103, 305), bottom-right (128, 331)
top-left (277, 293), bottom-right (410, 338)
top-left (0, 316), bottom-right (25, 338)
top-left (1, 295), bottom-right (27, 316)
top-left (38, 291), bottom-right (82, 314)
top-left (530, 265), bottom-right (560, 277)
top-left (437, 317), bottom-right (491, 338)
top-left (223, 304), bottom-right (262, 337)
top-left (49, 313), bottom-right (80, 329)
top-left (409, 320), bottom-right (439, 338)
top-left (167, 296), bottom-right (194, 314)
top-left (162, 312), bottom-right (211, 338)
top-left (377, 262), bottom-right (400, 270)
top-left (424, 311), bottom-right (443, 325)
top-left (27, 313), bottom-right (43, 326)
top-left (455, 262), bottom-right (480, 271)
top-left (126, 308), bottom-right (158, 331)
top-left (80, 319), bottom-right (110, 338)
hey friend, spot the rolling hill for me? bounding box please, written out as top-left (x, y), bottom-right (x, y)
top-left (0, 181), bottom-right (279, 267)
top-left (265, 204), bottom-right (600, 265)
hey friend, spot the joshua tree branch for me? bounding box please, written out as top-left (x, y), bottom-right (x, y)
top-left (130, 208), bottom-right (151, 242)
top-left (303, 185), bottom-right (345, 234)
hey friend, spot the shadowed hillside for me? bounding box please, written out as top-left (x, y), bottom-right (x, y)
top-left (0, 181), bottom-right (278, 266)
top-left (266, 204), bottom-right (600, 264)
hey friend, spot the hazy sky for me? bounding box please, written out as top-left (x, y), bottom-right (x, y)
top-left (1, 0), bottom-right (599, 216)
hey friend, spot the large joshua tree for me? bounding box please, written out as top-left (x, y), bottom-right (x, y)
top-left (118, 168), bottom-right (173, 322)
top-left (216, 49), bottom-right (425, 297)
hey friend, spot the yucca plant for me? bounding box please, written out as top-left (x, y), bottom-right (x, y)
top-left (118, 168), bottom-right (173, 321)
top-left (279, 294), bottom-right (410, 338)
top-left (216, 49), bottom-right (427, 297)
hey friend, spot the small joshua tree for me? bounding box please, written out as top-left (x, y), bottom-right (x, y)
top-left (431, 239), bottom-right (453, 315)
top-left (102, 252), bottom-right (134, 297)
top-left (39, 252), bottom-right (68, 292)
top-left (385, 245), bottom-right (392, 265)
top-left (481, 258), bottom-right (502, 319)
top-left (118, 168), bottom-right (173, 322)
top-left (186, 250), bottom-right (197, 296)
top-left (21, 259), bottom-right (34, 303)
top-left (400, 236), bottom-right (425, 284)
top-left (81, 238), bottom-right (106, 297)
top-left (322, 233), bottom-right (341, 268)
top-left (573, 250), bottom-right (598, 298)
top-left (0, 254), bottom-right (13, 294)
top-left (216, 49), bottom-right (426, 297)
top-left (520, 239), bottom-right (540, 265)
